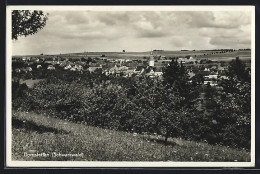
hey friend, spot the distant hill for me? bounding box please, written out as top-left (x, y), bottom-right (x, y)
top-left (13, 50), bottom-right (251, 62)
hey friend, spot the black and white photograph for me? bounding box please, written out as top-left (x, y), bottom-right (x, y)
top-left (6, 6), bottom-right (255, 167)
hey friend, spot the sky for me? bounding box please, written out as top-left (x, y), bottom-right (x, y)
top-left (12, 10), bottom-right (252, 55)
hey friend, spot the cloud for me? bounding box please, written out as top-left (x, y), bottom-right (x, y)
top-left (186, 11), bottom-right (251, 29)
top-left (209, 36), bottom-right (251, 48)
top-left (12, 10), bottom-right (252, 55)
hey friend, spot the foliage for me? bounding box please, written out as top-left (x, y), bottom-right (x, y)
top-left (12, 57), bottom-right (251, 149)
top-left (191, 73), bottom-right (204, 86)
top-left (220, 57), bottom-right (250, 94)
top-left (205, 57), bottom-right (251, 148)
top-left (12, 10), bottom-right (48, 40)
top-left (12, 80), bottom-right (30, 110)
top-left (162, 59), bottom-right (198, 108)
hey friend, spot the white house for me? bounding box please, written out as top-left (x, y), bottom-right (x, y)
top-left (37, 65), bottom-right (42, 69)
top-left (47, 65), bottom-right (55, 70)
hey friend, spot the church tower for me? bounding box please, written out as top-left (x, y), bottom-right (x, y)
top-left (149, 51), bottom-right (154, 67)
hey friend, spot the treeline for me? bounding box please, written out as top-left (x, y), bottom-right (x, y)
top-left (12, 58), bottom-right (251, 149)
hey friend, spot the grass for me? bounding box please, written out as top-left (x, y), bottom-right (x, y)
top-left (19, 79), bottom-right (43, 88)
top-left (12, 111), bottom-right (250, 161)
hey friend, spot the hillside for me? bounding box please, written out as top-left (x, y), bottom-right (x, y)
top-left (12, 111), bottom-right (250, 161)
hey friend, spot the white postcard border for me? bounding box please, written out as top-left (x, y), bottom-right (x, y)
top-left (5, 5), bottom-right (255, 168)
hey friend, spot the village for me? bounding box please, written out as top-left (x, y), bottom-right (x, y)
top-left (13, 50), bottom-right (251, 87)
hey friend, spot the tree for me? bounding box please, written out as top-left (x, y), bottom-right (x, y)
top-left (226, 57), bottom-right (250, 83)
top-left (162, 59), bottom-right (193, 107)
top-left (162, 59), bottom-right (188, 88)
top-left (12, 10), bottom-right (48, 40)
top-left (220, 57), bottom-right (250, 94)
top-left (191, 73), bottom-right (204, 86)
top-left (210, 57), bottom-right (251, 148)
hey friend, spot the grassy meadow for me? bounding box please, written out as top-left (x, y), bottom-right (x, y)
top-left (12, 111), bottom-right (250, 162)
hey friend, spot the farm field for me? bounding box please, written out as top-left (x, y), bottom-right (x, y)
top-left (12, 111), bottom-right (250, 162)
top-left (13, 50), bottom-right (251, 62)
top-left (62, 50), bottom-right (251, 61)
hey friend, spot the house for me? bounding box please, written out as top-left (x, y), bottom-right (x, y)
top-left (123, 69), bottom-right (135, 77)
top-left (160, 56), bottom-right (167, 60)
top-left (75, 64), bottom-right (83, 71)
top-left (70, 67), bottom-right (77, 71)
top-left (177, 58), bottom-right (185, 64)
top-left (70, 64), bottom-right (83, 71)
top-left (59, 61), bottom-right (67, 67)
top-left (146, 70), bottom-right (155, 78)
top-left (108, 65), bottom-right (120, 74)
top-left (26, 67), bottom-right (33, 72)
top-left (88, 66), bottom-right (102, 72)
top-left (47, 65), bottom-right (55, 70)
top-left (219, 75), bottom-right (228, 80)
top-left (36, 65), bottom-right (42, 69)
top-left (211, 65), bottom-right (217, 70)
top-left (64, 64), bottom-right (72, 70)
top-left (188, 71), bottom-right (196, 78)
top-left (204, 67), bottom-right (210, 71)
top-left (208, 72), bottom-right (218, 79)
top-left (204, 80), bottom-right (218, 86)
top-left (154, 71), bottom-right (163, 76)
top-left (153, 67), bottom-right (163, 76)
top-left (134, 66), bottom-right (145, 74)
top-left (22, 57), bottom-right (31, 61)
